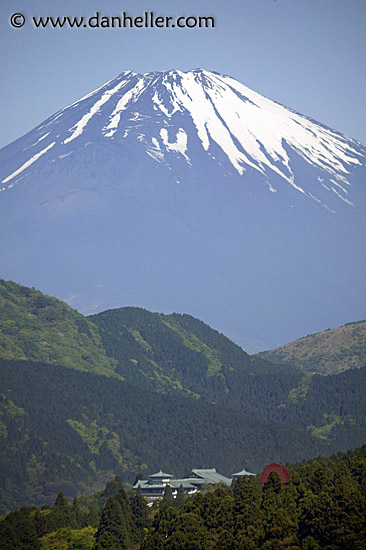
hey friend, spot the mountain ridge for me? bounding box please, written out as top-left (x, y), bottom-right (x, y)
top-left (1, 278), bottom-right (366, 435)
top-left (258, 319), bottom-right (366, 374)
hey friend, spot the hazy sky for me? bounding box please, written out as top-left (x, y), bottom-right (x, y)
top-left (1, 0), bottom-right (365, 149)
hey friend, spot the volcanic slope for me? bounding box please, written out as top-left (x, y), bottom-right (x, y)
top-left (0, 69), bottom-right (365, 351)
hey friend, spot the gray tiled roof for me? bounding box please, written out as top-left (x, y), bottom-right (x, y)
top-left (190, 469), bottom-right (232, 486)
top-left (133, 480), bottom-right (149, 489)
top-left (232, 468), bottom-right (256, 477)
top-left (134, 467), bottom-right (233, 492)
top-left (149, 470), bottom-right (174, 478)
top-left (170, 479), bottom-right (197, 489)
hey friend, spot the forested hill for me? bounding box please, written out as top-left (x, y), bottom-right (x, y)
top-left (0, 281), bottom-right (365, 447)
top-left (258, 320), bottom-right (366, 374)
top-left (0, 357), bottom-right (326, 513)
top-left (0, 279), bottom-right (117, 377)
top-left (1, 359), bottom-right (365, 513)
top-left (0, 278), bottom-right (306, 419)
top-left (89, 307), bottom-right (303, 420)
top-left (1, 444), bottom-right (366, 550)
top-left (89, 307), bottom-right (366, 447)
top-left (1, 280), bottom-right (366, 513)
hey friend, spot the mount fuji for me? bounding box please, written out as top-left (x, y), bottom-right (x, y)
top-left (1, 69), bottom-right (365, 352)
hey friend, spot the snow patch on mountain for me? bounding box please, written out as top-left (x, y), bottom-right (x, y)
top-left (104, 78), bottom-right (148, 138)
top-left (160, 128), bottom-right (189, 161)
top-left (221, 74), bottom-right (362, 177)
top-left (0, 69), bottom-right (364, 214)
top-left (23, 132), bottom-right (51, 151)
top-left (2, 141), bottom-right (55, 184)
top-left (64, 79), bottom-right (127, 144)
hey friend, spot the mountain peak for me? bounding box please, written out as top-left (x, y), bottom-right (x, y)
top-left (0, 69), bottom-right (365, 352)
top-left (1, 68), bottom-right (363, 214)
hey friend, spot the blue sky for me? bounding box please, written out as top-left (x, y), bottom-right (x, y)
top-left (1, 0), bottom-right (365, 149)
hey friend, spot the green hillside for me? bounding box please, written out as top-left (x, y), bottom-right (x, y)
top-left (1, 280), bottom-right (366, 515)
top-left (89, 307), bottom-right (304, 420)
top-left (258, 320), bottom-right (366, 374)
top-left (0, 358), bottom-right (326, 514)
top-left (0, 279), bottom-right (117, 377)
top-left (90, 308), bottom-right (366, 447)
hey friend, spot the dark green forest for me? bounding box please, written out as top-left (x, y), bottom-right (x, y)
top-left (0, 358), bottom-right (326, 513)
top-left (1, 445), bottom-right (365, 549)
top-left (90, 308), bottom-right (366, 446)
top-left (141, 444), bottom-right (366, 550)
top-left (90, 307), bottom-right (303, 417)
top-left (1, 279), bottom-right (366, 515)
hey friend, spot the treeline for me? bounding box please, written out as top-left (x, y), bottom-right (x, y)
top-left (1, 445), bottom-right (365, 549)
top-left (142, 445), bottom-right (366, 550)
top-left (0, 475), bottom-right (149, 550)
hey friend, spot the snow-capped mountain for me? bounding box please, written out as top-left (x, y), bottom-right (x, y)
top-left (1, 69), bottom-right (365, 351)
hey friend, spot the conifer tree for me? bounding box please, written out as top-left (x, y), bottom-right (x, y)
top-left (151, 506), bottom-right (177, 538)
top-left (93, 497), bottom-right (129, 550)
top-left (234, 477), bottom-right (263, 536)
top-left (33, 510), bottom-right (48, 538)
top-left (307, 461), bottom-right (332, 495)
top-left (263, 471), bottom-right (282, 495)
top-left (70, 497), bottom-right (84, 529)
top-left (174, 484), bottom-right (186, 509)
top-left (102, 475), bottom-right (124, 500)
top-left (49, 492), bottom-right (71, 531)
top-left (162, 484), bottom-right (175, 507)
top-left (131, 489), bottom-right (149, 540)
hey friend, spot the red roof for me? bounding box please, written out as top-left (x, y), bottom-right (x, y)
top-left (259, 463), bottom-right (290, 484)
